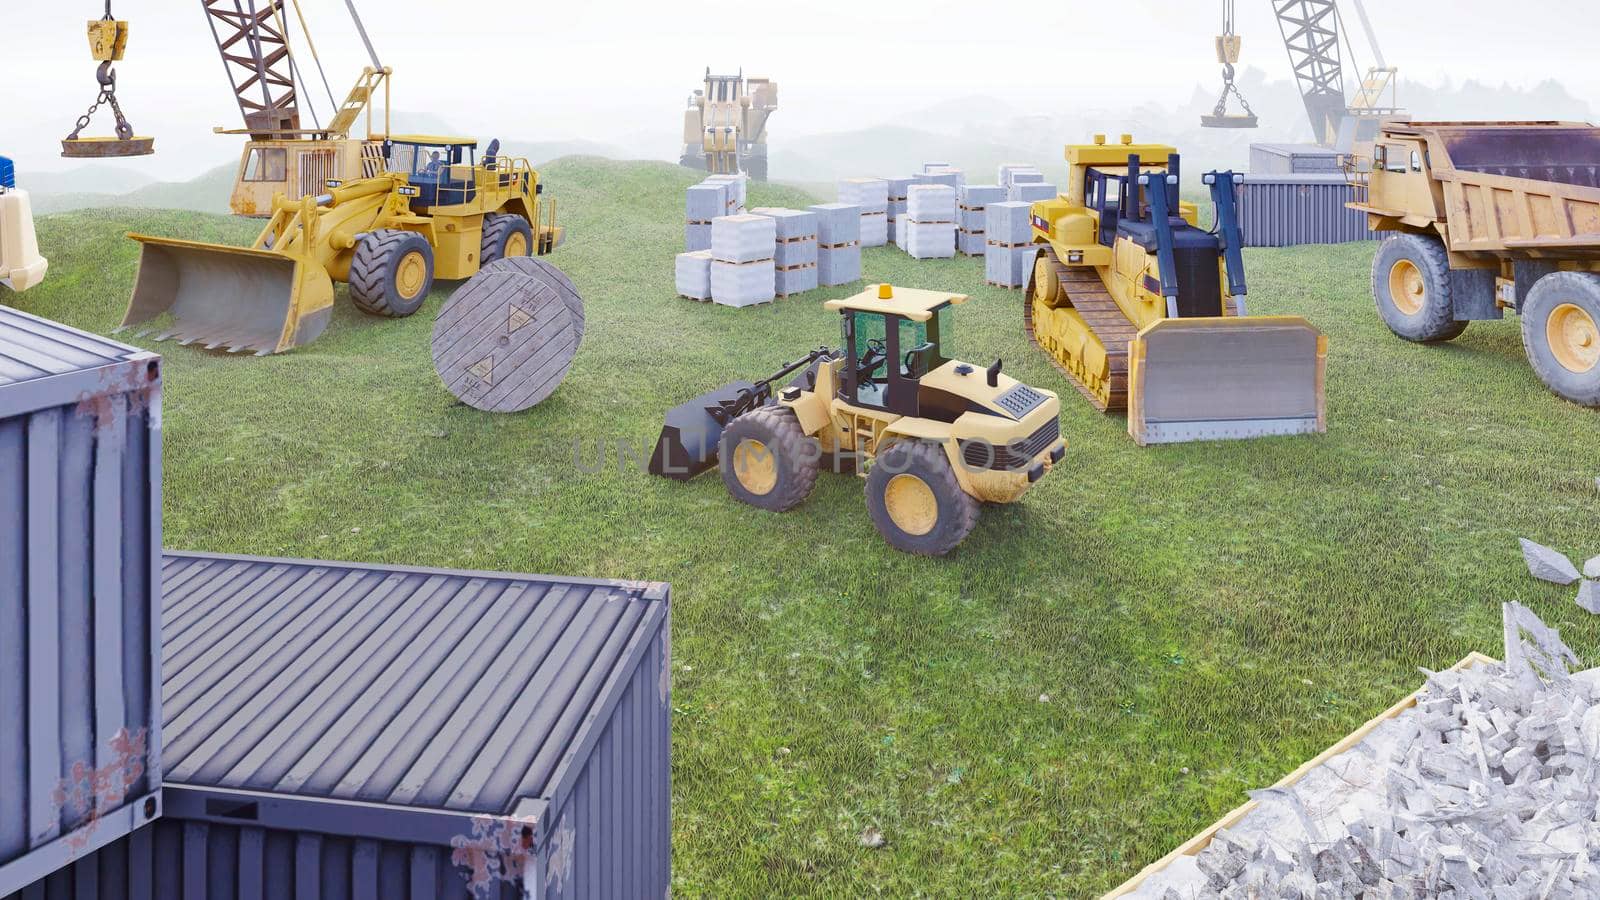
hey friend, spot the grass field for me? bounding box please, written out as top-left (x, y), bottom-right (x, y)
top-left (12, 157), bottom-right (1600, 896)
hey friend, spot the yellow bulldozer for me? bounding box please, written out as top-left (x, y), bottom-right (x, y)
top-left (650, 284), bottom-right (1065, 556)
top-left (1025, 135), bottom-right (1327, 445)
top-left (121, 135), bottom-right (562, 355)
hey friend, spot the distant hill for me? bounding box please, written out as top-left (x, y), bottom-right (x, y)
top-left (21, 165), bottom-right (158, 197)
top-left (770, 126), bottom-right (1044, 185)
top-left (33, 163), bottom-right (235, 216)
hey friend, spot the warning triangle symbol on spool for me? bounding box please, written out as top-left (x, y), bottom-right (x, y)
top-left (507, 305), bottom-right (533, 335)
top-left (469, 355), bottom-right (494, 385)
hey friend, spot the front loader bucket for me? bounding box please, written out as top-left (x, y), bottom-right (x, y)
top-left (120, 235), bottom-right (335, 355)
top-left (649, 380), bottom-right (758, 481)
top-left (1128, 317), bottom-right (1327, 446)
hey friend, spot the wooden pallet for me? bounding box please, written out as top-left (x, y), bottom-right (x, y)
top-left (1103, 652), bottom-right (1499, 899)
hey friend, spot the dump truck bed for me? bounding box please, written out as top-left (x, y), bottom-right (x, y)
top-left (1359, 122), bottom-right (1600, 260)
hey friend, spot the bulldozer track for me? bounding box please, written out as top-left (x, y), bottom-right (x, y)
top-left (1024, 252), bottom-right (1135, 412)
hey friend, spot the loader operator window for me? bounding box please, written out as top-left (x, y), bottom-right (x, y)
top-left (898, 317), bottom-right (939, 380)
top-left (242, 147), bottom-right (287, 183)
top-left (846, 311), bottom-right (890, 408)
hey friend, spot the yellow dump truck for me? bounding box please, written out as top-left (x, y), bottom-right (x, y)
top-left (1352, 121), bottom-right (1600, 407)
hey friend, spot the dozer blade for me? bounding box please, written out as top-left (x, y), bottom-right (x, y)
top-left (120, 235), bottom-right (335, 355)
top-left (1127, 316), bottom-right (1327, 446)
top-left (649, 380), bottom-right (759, 481)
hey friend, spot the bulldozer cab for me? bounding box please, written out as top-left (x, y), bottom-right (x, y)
top-left (828, 286), bottom-right (961, 416)
top-left (383, 136), bottom-right (478, 208)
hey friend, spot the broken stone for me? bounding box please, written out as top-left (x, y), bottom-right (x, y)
top-left (1586, 556), bottom-right (1600, 579)
top-left (1579, 580), bottom-right (1600, 615)
top-left (1520, 538), bottom-right (1581, 585)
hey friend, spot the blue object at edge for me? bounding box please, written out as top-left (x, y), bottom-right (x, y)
top-left (0, 156), bottom-right (14, 191)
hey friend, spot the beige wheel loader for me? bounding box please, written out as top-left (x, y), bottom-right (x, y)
top-left (650, 284), bottom-right (1065, 557)
top-left (0, 157), bottom-right (49, 294)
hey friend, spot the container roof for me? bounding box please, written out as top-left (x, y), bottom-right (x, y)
top-left (824, 284), bottom-right (968, 322)
top-left (158, 552), bottom-right (668, 817)
top-left (0, 306), bottom-right (149, 388)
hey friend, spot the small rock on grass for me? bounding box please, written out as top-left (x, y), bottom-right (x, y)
top-left (1521, 538), bottom-right (1581, 585)
top-left (858, 826), bottom-right (886, 849)
top-left (1579, 580), bottom-right (1600, 615)
top-left (1586, 555), bottom-right (1600, 579)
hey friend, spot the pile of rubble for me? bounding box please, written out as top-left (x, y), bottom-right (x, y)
top-left (1131, 599), bottom-right (1600, 899)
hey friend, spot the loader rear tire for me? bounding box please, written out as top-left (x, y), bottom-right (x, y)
top-left (1372, 234), bottom-right (1467, 343)
top-left (481, 213), bottom-right (535, 265)
top-left (1521, 272), bottom-right (1600, 408)
top-left (719, 406), bottom-right (820, 512)
top-left (350, 229), bottom-right (434, 318)
top-left (865, 441), bottom-right (979, 557)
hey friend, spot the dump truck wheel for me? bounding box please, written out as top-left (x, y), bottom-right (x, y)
top-left (865, 441), bottom-right (979, 557)
top-left (482, 213), bottom-right (535, 265)
top-left (350, 229), bottom-right (434, 318)
top-left (719, 407), bottom-right (819, 512)
top-left (1372, 234), bottom-right (1466, 342)
top-left (1521, 272), bottom-right (1600, 407)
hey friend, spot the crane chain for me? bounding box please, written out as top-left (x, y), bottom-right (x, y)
top-left (66, 60), bottom-right (137, 142)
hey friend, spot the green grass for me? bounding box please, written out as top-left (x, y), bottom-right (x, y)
top-left (13, 156), bottom-right (1600, 896)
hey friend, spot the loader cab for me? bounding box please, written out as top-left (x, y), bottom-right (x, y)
top-left (827, 286), bottom-right (960, 417)
top-left (384, 136), bottom-right (478, 208)
top-left (1083, 167), bottom-right (1129, 247)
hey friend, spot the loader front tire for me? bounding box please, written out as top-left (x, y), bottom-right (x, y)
top-left (1521, 272), bottom-right (1600, 408)
top-left (1372, 234), bottom-right (1467, 343)
top-left (481, 213), bottom-right (535, 265)
top-left (865, 441), bottom-right (979, 557)
top-left (350, 229), bottom-right (434, 318)
top-left (719, 406), bottom-right (820, 512)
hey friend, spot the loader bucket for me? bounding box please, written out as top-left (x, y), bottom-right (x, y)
top-left (649, 380), bottom-right (758, 481)
top-left (0, 188), bottom-right (48, 293)
top-left (1127, 316), bottom-right (1327, 446)
top-left (120, 235), bottom-right (335, 355)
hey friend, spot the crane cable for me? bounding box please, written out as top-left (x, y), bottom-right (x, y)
top-left (265, 0), bottom-right (326, 131)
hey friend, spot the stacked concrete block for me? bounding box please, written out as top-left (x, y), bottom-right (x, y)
top-left (685, 181), bottom-right (729, 251)
top-left (810, 203), bottom-right (861, 286)
top-left (903, 185), bottom-right (957, 260)
top-left (916, 168), bottom-right (962, 191)
top-left (752, 207), bottom-right (820, 298)
top-left (709, 214), bottom-right (776, 307)
top-left (1128, 599), bottom-right (1600, 898)
top-left (675, 250), bottom-right (713, 301)
top-left (839, 178), bottom-right (889, 248)
top-left (703, 173), bottom-right (748, 213)
top-left (1001, 165), bottom-right (1045, 193)
top-left (957, 184), bottom-right (1007, 257)
top-left (985, 201), bottom-right (1035, 288)
top-left (1009, 180), bottom-right (1057, 203)
top-left (885, 176), bottom-right (912, 246)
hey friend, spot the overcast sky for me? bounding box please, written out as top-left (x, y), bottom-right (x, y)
top-left (2, 0), bottom-right (1595, 178)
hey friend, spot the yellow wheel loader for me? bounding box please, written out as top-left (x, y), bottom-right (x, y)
top-left (650, 284), bottom-right (1066, 556)
top-left (1025, 135), bottom-right (1327, 445)
top-left (121, 135), bottom-right (563, 355)
top-left (0, 157), bottom-right (49, 294)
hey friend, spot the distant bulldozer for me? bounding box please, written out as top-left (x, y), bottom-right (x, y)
top-left (680, 69), bottom-right (777, 182)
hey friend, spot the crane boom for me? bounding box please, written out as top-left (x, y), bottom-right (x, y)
top-left (1272, 0), bottom-right (1349, 146)
top-left (202, 0), bottom-right (301, 138)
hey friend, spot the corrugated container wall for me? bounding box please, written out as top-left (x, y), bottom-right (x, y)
top-left (0, 308), bottom-right (163, 894)
top-left (1237, 175), bottom-right (1374, 248)
top-left (6, 553), bottom-right (671, 900)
